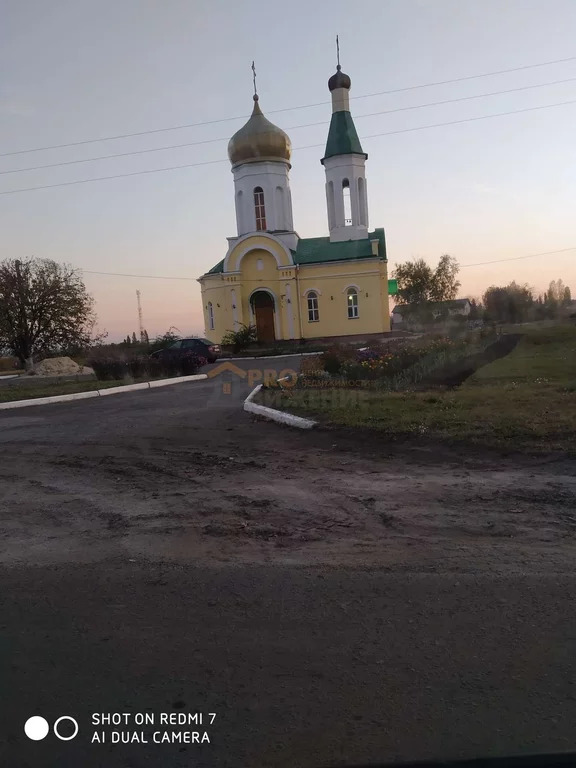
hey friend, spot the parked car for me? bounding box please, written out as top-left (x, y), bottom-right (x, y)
top-left (149, 338), bottom-right (221, 365)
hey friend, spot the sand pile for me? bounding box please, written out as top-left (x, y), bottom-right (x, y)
top-left (32, 357), bottom-right (94, 377)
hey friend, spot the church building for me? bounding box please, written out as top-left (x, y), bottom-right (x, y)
top-left (198, 60), bottom-right (391, 343)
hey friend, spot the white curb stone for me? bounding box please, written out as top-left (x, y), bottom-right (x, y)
top-left (243, 384), bottom-right (316, 430)
top-left (223, 351), bottom-right (322, 361)
top-left (98, 382), bottom-right (151, 396)
top-left (0, 373), bottom-right (209, 411)
top-left (148, 374), bottom-right (207, 388)
top-left (0, 390), bottom-right (100, 410)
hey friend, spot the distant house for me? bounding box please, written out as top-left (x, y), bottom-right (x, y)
top-left (392, 299), bottom-right (471, 328)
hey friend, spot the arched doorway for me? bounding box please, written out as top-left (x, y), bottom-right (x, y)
top-left (251, 290), bottom-right (276, 343)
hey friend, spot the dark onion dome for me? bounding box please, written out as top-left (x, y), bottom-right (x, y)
top-left (328, 65), bottom-right (351, 91)
top-left (228, 95), bottom-right (291, 167)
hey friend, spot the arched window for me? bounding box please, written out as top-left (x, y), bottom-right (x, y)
top-left (254, 186), bottom-right (266, 231)
top-left (347, 287), bottom-right (359, 319)
top-left (342, 179), bottom-right (352, 226)
top-left (207, 302), bottom-right (215, 330)
top-left (307, 291), bottom-right (319, 322)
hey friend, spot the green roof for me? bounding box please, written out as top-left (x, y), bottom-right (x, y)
top-left (322, 111), bottom-right (366, 162)
top-left (204, 229), bottom-right (386, 275)
top-left (207, 259), bottom-right (224, 274)
top-left (293, 228), bottom-right (386, 265)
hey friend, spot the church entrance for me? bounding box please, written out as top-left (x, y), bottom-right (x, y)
top-left (251, 291), bottom-right (276, 343)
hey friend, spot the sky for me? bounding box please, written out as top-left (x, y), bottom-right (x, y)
top-left (1, 0), bottom-right (575, 341)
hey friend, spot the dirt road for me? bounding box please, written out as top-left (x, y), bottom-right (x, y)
top-left (2, 365), bottom-right (576, 766)
top-left (1, 363), bottom-right (575, 572)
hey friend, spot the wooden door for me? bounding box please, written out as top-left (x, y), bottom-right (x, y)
top-left (252, 292), bottom-right (276, 343)
top-left (255, 305), bottom-right (275, 343)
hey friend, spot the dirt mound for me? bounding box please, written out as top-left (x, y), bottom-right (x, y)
top-left (34, 357), bottom-right (81, 376)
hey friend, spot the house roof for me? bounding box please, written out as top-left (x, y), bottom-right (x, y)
top-left (204, 228), bottom-right (386, 276)
top-left (392, 298), bottom-right (470, 314)
top-left (321, 111), bottom-right (367, 162)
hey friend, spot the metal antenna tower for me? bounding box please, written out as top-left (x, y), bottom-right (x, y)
top-left (136, 290), bottom-right (145, 341)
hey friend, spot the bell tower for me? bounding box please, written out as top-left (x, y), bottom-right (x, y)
top-left (321, 44), bottom-right (369, 243)
top-left (227, 63), bottom-right (297, 251)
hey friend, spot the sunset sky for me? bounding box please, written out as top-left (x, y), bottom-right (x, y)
top-left (1, 0), bottom-right (575, 341)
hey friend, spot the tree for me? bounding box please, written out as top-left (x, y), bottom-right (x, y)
top-left (0, 257), bottom-right (97, 368)
top-left (124, 335), bottom-right (131, 345)
top-left (468, 298), bottom-right (482, 321)
top-left (131, 331), bottom-right (138, 345)
top-left (429, 254), bottom-right (461, 302)
top-left (393, 254), bottom-right (460, 304)
top-left (563, 286), bottom-right (572, 305)
top-left (143, 329), bottom-right (150, 344)
top-left (483, 282), bottom-right (534, 324)
top-left (148, 327), bottom-right (181, 354)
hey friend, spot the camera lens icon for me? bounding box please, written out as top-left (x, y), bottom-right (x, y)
top-left (24, 715), bottom-right (79, 741)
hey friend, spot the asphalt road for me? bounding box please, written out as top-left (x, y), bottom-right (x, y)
top-left (2, 361), bottom-right (576, 767)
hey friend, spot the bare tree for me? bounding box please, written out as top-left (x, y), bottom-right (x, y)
top-left (0, 257), bottom-right (98, 369)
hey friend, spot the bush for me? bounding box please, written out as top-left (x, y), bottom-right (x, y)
top-left (322, 344), bottom-right (357, 375)
top-left (221, 324), bottom-right (257, 353)
top-left (87, 353), bottom-right (205, 381)
top-left (89, 357), bottom-right (127, 381)
top-left (0, 356), bottom-right (20, 372)
top-left (300, 355), bottom-right (324, 375)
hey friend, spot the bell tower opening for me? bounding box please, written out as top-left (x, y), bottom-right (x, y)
top-left (342, 179), bottom-right (352, 226)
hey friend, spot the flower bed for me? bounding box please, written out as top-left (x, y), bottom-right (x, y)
top-left (295, 333), bottom-right (497, 391)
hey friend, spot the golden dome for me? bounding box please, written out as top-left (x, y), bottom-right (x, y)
top-left (228, 96), bottom-right (291, 167)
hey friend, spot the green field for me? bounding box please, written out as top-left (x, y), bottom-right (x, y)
top-left (259, 325), bottom-right (576, 453)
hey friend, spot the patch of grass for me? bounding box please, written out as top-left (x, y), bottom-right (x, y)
top-left (259, 324), bottom-right (576, 454)
top-left (0, 379), bottom-right (143, 403)
top-left (469, 324), bottom-right (576, 385)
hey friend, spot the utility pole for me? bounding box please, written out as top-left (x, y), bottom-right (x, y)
top-left (136, 290), bottom-right (145, 342)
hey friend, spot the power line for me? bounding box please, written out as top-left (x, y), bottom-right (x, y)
top-left (1, 54), bottom-right (575, 159)
top-left (4, 75), bottom-right (576, 177)
top-left (82, 269), bottom-right (198, 280)
top-left (459, 246), bottom-right (576, 267)
top-left (1, 98), bottom-right (575, 197)
top-left (80, 247), bottom-right (576, 282)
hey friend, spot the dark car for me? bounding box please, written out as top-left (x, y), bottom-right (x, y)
top-left (150, 337), bottom-right (221, 365)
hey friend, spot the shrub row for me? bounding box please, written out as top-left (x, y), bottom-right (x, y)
top-left (87, 354), bottom-right (206, 381)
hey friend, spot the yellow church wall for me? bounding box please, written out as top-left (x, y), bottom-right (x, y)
top-left (200, 277), bottom-right (233, 342)
top-left (200, 249), bottom-right (391, 342)
top-left (296, 260), bottom-right (390, 338)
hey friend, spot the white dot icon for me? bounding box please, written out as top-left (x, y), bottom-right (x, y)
top-left (24, 716), bottom-right (49, 741)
